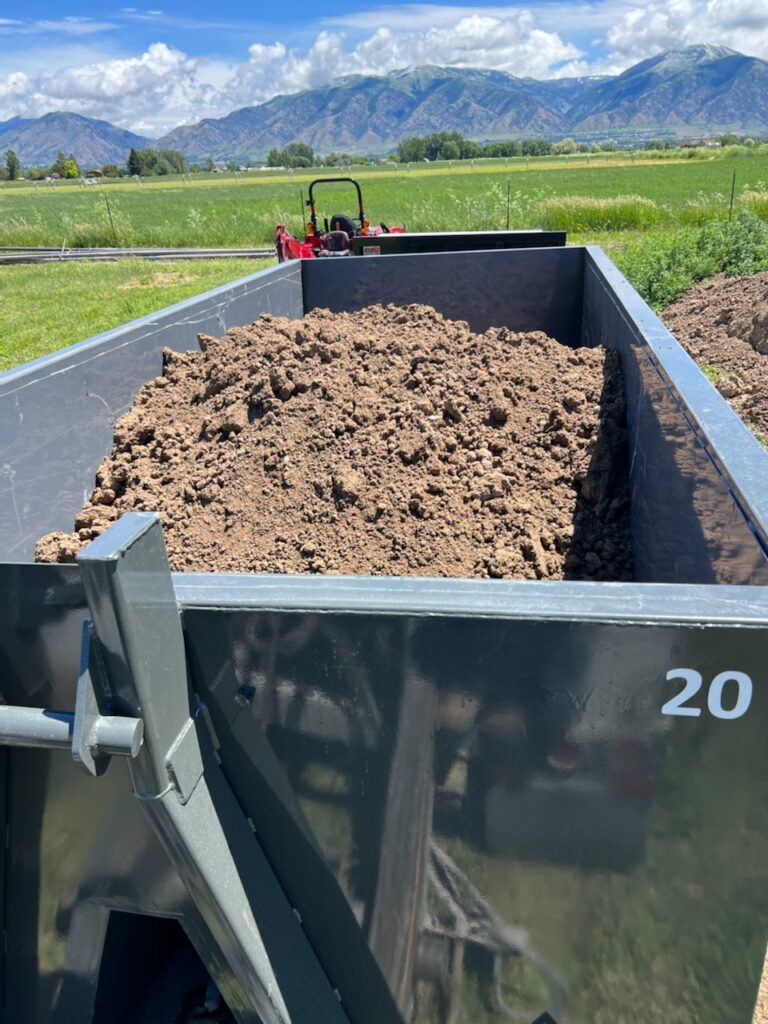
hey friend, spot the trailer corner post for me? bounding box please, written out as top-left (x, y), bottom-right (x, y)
top-left (76, 512), bottom-right (352, 1024)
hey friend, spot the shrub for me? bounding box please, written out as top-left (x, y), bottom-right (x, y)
top-left (617, 210), bottom-right (768, 308)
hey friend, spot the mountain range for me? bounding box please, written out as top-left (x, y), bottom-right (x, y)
top-left (0, 112), bottom-right (150, 168)
top-left (2, 44), bottom-right (767, 167)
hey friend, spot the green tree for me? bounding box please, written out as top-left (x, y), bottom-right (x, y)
top-left (51, 150), bottom-right (67, 176)
top-left (483, 140), bottom-right (522, 158)
top-left (64, 156), bottom-right (79, 178)
top-left (552, 137), bottom-right (577, 154)
top-left (205, 158), bottom-right (215, 172)
top-left (126, 147), bottom-right (186, 177)
top-left (101, 164), bottom-right (122, 177)
top-left (282, 142), bottom-right (315, 168)
top-left (127, 147), bottom-right (142, 176)
top-left (459, 138), bottom-right (481, 159)
top-left (396, 136), bottom-right (427, 163)
top-left (4, 149), bottom-right (20, 181)
top-left (439, 139), bottom-right (461, 160)
top-left (521, 138), bottom-right (552, 156)
top-left (266, 143), bottom-right (315, 168)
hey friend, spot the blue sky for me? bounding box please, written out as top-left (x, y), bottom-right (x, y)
top-left (0, 0), bottom-right (765, 135)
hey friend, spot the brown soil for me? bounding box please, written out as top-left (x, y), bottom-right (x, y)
top-left (35, 304), bottom-right (631, 580)
top-left (662, 272), bottom-right (768, 444)
top-left (118, 272), bottom-right (196, 290)
top-left (756, 955), bottom-right (768, 1024)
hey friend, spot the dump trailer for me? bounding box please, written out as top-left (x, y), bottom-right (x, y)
top-left (0, 247), bottom-right (767, 1024)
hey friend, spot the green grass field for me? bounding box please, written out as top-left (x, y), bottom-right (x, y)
top-left (0, 258), bottom-right (269, 371)
top-left (1, 148), bottom-right (766, 248)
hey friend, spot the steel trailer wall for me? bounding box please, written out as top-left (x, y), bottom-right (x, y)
top-left (0, 249), bottom-right (767, 1024)
top-left (0, 261), bottom-right (303, 563)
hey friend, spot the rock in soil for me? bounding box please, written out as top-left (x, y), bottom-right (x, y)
top-left (36, 304), bottom-right (632, 581)
top-left (662, 272), bottom-right (768, 445)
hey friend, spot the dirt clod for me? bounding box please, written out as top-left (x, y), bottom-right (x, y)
top-left (35, 304), bottom-right (631, 580)
top-left (662, 272), bottom-right (768, 444)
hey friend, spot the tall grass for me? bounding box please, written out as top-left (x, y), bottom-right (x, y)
top-left (536, 194), bottom-right (661, 231)
top-left (740, 190), bottom-right (768, 219)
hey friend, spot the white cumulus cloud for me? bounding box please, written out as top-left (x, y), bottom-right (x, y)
top-left (0, 43), bottom-right (228, 133)
top-left (0, 0), bottom-right (767, 134)
top-left (607, 0), bottom-right (768, 63)
top-left (224, 11), bottom-right (582, 112)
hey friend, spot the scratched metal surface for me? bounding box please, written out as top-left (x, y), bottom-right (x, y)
top-left (0, 261), bottom-right (303, 562)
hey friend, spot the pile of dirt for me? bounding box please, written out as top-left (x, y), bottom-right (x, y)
top-left (662, 272), bottom-right (768, 444)
top-left (36, 304), bottom-right (632, 581)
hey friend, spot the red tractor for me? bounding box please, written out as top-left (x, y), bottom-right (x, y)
top-left (275, 177), bottom-right (404, 261)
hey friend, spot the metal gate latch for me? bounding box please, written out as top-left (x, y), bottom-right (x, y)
top-left (0, 620), bottom-right (143, 776)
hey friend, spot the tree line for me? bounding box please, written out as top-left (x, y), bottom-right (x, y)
top-left (4, 131), bottom-right (765, 183)
top-left (267, 143), bottom-right (388, 168)
top-left (3, 149), bottom-right (80, 181)
top-left (395, 131), bottom-right (767, 162)
top-left (395, 132), bottom-right (621, 162)
top-left (1, 146), bottom-right (189, 182)
top-left (126, 147), bottom-right (186, 176)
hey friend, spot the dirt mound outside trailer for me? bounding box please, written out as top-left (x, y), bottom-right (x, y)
top-left (35, 303), bottom-right (632, 581)
top-left (662, 271), bottom-right (768, 445)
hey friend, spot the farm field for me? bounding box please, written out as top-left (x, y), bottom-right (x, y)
top-left (1, 149), bottom-right (767, 249)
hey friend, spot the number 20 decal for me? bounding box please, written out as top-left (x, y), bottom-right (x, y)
top-left (662, 669), bottom-right (753, 719)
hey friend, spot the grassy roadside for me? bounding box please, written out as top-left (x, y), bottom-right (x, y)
top-left (0, 257), bottom-right (271, 372)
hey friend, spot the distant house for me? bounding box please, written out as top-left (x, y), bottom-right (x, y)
top-left (679, 139), bottom-right (722, 149)
top-left (85, 168), bottom-right (104, 177)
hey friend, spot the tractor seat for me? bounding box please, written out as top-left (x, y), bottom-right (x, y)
top-left (329, 213), bottom-right (357, 238)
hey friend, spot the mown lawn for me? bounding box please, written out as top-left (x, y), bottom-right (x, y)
top-left (0, 257), bottom-right (270, 372)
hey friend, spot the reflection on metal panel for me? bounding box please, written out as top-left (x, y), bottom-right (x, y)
top-left (302, 249), bottom-right (584, 343)
top-left (184, 602), bottom-right (768, 1024)
top-left (0, 263), bottom-right (302, 562)
top-left (1, 558), bottom-right (767, 1022)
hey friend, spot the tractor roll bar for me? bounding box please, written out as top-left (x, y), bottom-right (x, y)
top-left (307, 178), bottom-right (365, 234)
